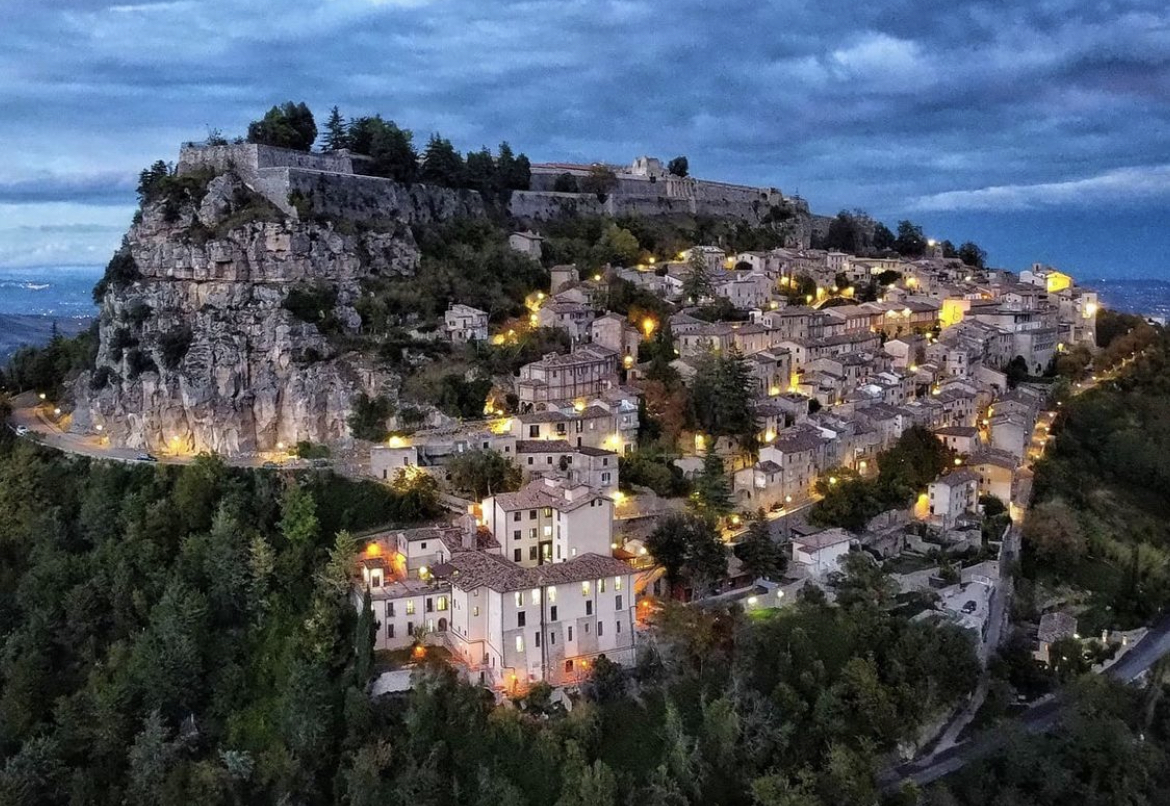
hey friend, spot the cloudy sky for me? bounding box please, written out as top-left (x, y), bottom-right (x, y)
top-left (1, 0), bottom-right (1167, 277)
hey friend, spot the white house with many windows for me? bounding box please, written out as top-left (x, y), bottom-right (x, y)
top-left (439, 550), bottom-right (637, 689)
top-left (480, 477), bottom-right (614, 567)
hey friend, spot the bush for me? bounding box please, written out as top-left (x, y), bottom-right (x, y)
top-left (158, 327), bottom-right (194, 370)
top-left (620, 451), bottom-right (691, 497)
top-left (347, 393), bottom-right (395, 442)
top-left (124, 347), bottom-right (157, 379)
top-left (108, 328), bottom-right (137, 362)
top-left (283, 282), bottom-right (341, 331)
top-left (92, 251), bottom-right (141, 303)
top-left (294, 441), bottom-right (331, 460)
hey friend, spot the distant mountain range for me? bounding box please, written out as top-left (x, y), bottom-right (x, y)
top-left (0, 314), bottom-right (93, 360)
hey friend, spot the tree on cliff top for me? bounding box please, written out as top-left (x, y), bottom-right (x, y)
top-left (894, 220), bottom-right (926, 257)
top-left (323, 106), bottom-right (349, 152)
top-left (668, 156), bottom-right (689, 177)
top-left (958, 241), bottom-right (987, 268)
top-left (247, 101), bottom-right (318, 151)
top-left (420, 135), bottom-right (466, 187)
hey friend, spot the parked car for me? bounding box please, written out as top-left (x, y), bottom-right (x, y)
top-left (13, 426), bottom-right (29, 436)
top-left (135, 453), bottom-right (159, 463)
top-left (961, 600), bottom-right (978, 614)
top-left (310, 458), bottom-right (331, 469)
top-left (261, 461), bottom-right (278, 470)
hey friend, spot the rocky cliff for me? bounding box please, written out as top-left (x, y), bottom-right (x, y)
top-left (73, 173), bottom-right (423, 454)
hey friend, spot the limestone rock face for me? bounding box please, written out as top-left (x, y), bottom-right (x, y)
top-left (73, 173), bottom-right (421, 455)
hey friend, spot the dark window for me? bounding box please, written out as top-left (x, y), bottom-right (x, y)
top-left (550, 605), bottom-right (558, 621)
top-left (514, 549), bottom-right (522, 562)
top-left (387, 624), bottom-right (395, 639)
top-left (513, 530), bottom-right (521, 541)
top-left (529, 510), bottom-right (537, 519)
top-left (568, 626), bottom-right (573, 641)
top-left (529, 425), bottom-right (539, 438)
top-left (426, 598), bottom-right (434, 613)
top-left (616, 595), bottom-right (623, 610)
top-left (598, 622), bottom-right (604, 637)
top-left (529, 546), bottom-right (538, 560)
top-left (586, 601), bottom-right (593, 616)
top-left (535, 632), bottom-right (541, 647)
top-left (513, 511), bottom-right (521, 522)
top-left (407, 622), bottom-right (414, 636)
top-left (565, 659), bottom-right (573, 673)
top-left (518, 611), bottom-right (526, 627)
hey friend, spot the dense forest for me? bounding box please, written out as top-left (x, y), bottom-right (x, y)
top-left (0, 401), bottom-right (981, 804)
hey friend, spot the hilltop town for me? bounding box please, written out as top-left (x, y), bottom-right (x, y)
top-left (8, 127), bottom-right (1116, 696)
top-left (3, 104), bottom-right (1169, 805)
top-left (353, 232), bottom-right (1106, 689)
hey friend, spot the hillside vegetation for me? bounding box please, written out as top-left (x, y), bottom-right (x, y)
top-left (0, 415), bottom-right (977, 804)
top-left (1019, 321), bottom-right (1170, 632)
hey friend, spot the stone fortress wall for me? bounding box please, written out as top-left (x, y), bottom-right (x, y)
top-left (177, 144), bottom-right (815, 239)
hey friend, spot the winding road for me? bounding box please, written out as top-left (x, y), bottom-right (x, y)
top-left (881, 614), bottom-right (1170, 789)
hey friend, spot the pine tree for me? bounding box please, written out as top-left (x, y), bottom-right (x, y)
top-left (323, 105), bottom-right (348, 151)
top-left (354, 588), bottom-right (375, 686)
top-left (692, 446), bottom-right (733, 517)
top-left (420, 135), bottom-right (466, 188)
top-left (495, 142), bottom-right (516, 192)
top-left (465, 146), bottom-right (496, 193)
top-left (681, 250), bottom-right (714, 303)
top-left (734, 515), bottom-right (787, 581)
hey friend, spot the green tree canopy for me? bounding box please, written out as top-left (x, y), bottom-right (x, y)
top-left (246, 101), bottom-right (317, 151)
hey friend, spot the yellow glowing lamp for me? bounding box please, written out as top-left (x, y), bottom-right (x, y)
top-left (388, 435), bottom-right (405, 448)
top-left (365, 543), bottom-right (381, 558)
top-left (642, 317), bottom-right (656, 336)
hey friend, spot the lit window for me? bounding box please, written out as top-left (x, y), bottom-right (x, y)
top-left (581, 581), bottom-right (591, 597)
top-left (614, 576), bottom-right (622, 591)
top-left (437, 596), bottom-right (448, 611)
top-left (543, 507), bottom-right (553, 517)
top-left (548, 586), bottom-right (557, 603)
top-left (405, 600), bottom-right (415, 615)
top-left (543, 525), bottom-right (552, 537)
top-left (515, 591), bottom-right (524, 608)
top-left (473, 606), bottom-right (480, 617)
top-left (600, 578), bottom-right (607, 593)
top-left (532, 588), bottom-right (541, 606)
top-left (515, 636), bottom-right (524, 653)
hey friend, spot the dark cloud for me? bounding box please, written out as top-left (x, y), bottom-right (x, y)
top-left (1, 0), bottom-right (1167, 274)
